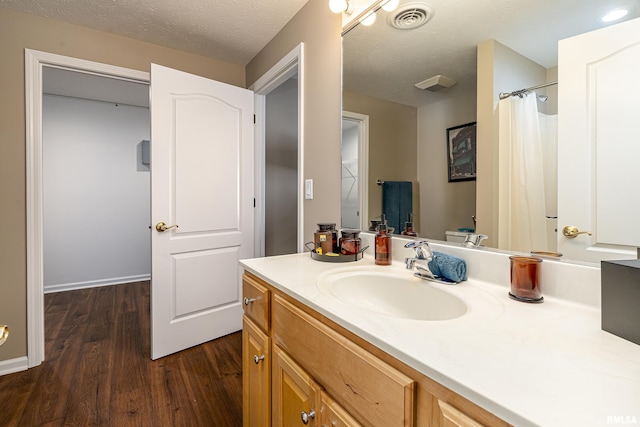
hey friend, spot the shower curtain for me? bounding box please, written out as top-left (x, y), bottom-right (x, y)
top-left (497, 92), bottom-right (548, 253)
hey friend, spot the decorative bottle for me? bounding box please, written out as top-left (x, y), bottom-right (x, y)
top-left (375, 215), bottom-right (392, 266)
top-left (401, 213), bottom-right (417, 237)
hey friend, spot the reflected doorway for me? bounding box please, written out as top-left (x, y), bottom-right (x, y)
top-left (341, 111), bottom-right (369, 231)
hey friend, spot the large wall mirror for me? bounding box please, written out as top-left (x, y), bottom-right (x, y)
top-left (341, 0), bottom-right (639, 262)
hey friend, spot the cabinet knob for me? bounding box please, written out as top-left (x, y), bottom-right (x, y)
top-left (301, 410), bottom-right (316, 425)
top-left (253, 354), bottom-right (265, 364)
top-left (244, 297), bottom-right (256, 305)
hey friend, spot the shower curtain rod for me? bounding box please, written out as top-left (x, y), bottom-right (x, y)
top-left (499, 81), bottom-right (558, 100)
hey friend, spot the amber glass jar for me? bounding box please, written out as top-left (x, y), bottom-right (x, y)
top-left (509, 256), bottom-right (543, 302)
top-left (339, 229), bottom-right (361, 255)
top-left (314, 223), bottom-right (338, 255)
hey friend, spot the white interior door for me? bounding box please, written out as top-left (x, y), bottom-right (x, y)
top-left (557, 17), bottom-right (640, 263)
top-left (150, 64), bottom-right (254, 359)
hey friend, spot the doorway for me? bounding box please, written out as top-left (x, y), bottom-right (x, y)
top-left (42, 67), bottom-right (150, 293)
top-left (251, 44), bottom-right (305, 257)
top-left (264, 77), bottom-right (298, 256)
top-left (341, 111), bottom-right (369, 231)
top-left (26, 50), bottom-right (151, 368)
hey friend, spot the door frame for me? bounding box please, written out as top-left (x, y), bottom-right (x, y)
top-left (250, 44), bottom-right (305, 257)
top-left (25, 49), bottom-right (149, 368)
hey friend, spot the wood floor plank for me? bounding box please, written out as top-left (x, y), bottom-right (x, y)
top-left (0, 281), bottom-right (243, 426)
top-left (16, 288), bottom-right (95, 426)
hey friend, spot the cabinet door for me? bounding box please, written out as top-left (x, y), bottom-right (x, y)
top-left (319, 391), bottom-right (363, 427)
top-left (434, 399), bottom-right (485, 427)
top-left (273, 345), bottom-right (320, 427)
top-left (243, 316), bottom-right (270, 427)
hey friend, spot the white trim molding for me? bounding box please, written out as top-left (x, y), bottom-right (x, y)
top-left (44, 274), bottom-right (151, 294)
top-left (0, 356), bottom-right (29, 376)
top-left (25, 49), bottom-right (149, 368)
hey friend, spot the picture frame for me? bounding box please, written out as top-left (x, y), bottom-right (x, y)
top-left (446, 122), bottom-right (477, 182)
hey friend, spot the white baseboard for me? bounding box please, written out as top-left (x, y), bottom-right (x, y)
top-left (0, 356), bottom-right (28, 376)
top-left (44, 274), bottom-right (151, 294)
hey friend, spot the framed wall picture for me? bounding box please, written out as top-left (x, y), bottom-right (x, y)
top-left (446, 122), bottom-right (477, 182)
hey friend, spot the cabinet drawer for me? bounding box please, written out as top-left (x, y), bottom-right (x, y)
top-left (273, 295), bottom-right (415, 427)
top-left (242, 274), bottom-right (270, 332)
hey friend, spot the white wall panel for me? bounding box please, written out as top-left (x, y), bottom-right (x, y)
top-left (43, 94), bottom-right (150, 290)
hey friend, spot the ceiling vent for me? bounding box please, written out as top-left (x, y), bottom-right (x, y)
top-left (415, 75), bottom-right (456, 91)
top-left (387, 2), bottom-right (434, 30)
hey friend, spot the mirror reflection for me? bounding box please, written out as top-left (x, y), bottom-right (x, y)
top-left (341, 0), bottom-right (639, 260)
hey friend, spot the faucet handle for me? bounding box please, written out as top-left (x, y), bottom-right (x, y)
top-left (404, 239), bottom-right (430, 249)
top-left (404, 240), bottom-right (432, 259)
top-left (464, 234), bottom-right (488, 247)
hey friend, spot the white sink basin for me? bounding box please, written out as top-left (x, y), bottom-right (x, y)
top-left (316, 268), bottom-right (468, 321)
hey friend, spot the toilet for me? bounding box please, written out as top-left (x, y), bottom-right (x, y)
top-left (445, 231), bottom-right (471, 243)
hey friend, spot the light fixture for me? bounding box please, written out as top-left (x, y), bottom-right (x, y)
top-left (360, 11), bottom-right (377, 26)
top-left (381, 0), bottom-right (400, 12)
top-left (414, 75), bottom-right (456, 91)
top-left (601, 8), bottom-right (628, 22)
top-left (329, 0), bottom-right (354, 14)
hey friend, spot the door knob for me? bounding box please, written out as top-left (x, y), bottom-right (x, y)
top-left (562, 226), bottom-right (592, 239)
top-left (155, 222), bottom-right (179, 232)
top-left (0, 325), bottom-right (8, 347)
top-left (253, 354), bottom-right (265, 364)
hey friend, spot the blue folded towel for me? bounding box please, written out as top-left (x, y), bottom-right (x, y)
top-left (428, 252), bottom-right (467, 283)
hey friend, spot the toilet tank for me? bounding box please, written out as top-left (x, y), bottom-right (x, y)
top-left (445, 231), bottom-right (470, 243)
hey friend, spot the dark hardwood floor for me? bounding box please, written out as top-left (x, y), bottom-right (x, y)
top-left (0, 281), bottom-right (243, 427)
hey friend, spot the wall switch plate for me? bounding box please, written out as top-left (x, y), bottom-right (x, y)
top-left (305, 179), bottom-right (313, 200)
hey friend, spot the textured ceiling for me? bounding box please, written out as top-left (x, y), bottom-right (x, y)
top-left (0, 0), bottom-right (310, 65)
top-left (344, 0), bottom-right (640, 106)
top-left (3, 0), bottom-right (638, 108)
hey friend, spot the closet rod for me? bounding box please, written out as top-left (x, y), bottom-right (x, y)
top-left (499, 81), bottom-right (558, 100)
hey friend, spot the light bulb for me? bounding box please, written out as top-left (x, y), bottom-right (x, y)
top-left (329, 0), bottom-right (349, 14)
top-left (601, 9), bottom-right (628, 22)
top-left (381, 0), bottom-right (400, 12)
top-left (360, 11), bottom-right (377, 26)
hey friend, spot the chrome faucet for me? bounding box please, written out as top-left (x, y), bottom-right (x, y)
top-left (463, 233), bottom-right (488, 247)
top-left (404, 240), bottom-right (436, 280)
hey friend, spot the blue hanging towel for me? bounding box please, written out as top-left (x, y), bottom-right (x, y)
top-left (382, 181), bottom-right (412, 234)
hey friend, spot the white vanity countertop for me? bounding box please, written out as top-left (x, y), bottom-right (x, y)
top-left (240, 252), bottom-right (640, 427)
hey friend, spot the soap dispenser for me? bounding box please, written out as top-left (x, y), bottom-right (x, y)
top-left (375, 215), bottom-right (392, 266)
top-left (401, 213), bottom-right (417, 237)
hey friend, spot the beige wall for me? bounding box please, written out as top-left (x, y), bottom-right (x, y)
top-left (0, 7), bottom-right (245, 361)
top-left (417, 91), bottom-right (477, 240)
top-left (342, 90), bottom-right (418, 232)
top-left (475, 40), bottom-right (547, 247)
top-left (246, 0), bottom-right (342, 246)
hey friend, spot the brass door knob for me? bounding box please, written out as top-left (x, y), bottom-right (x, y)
top-left (155, 222), bottom-right (179, 232)
top-left (0, 325), bottom-right (8, 347)
top-left (562, 226), bottom-right (592, 239)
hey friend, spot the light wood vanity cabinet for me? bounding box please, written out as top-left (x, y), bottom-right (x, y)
top-left (320, 391), bottom-right (364, 427)
top-left (242, 272), bottom-right (511, 427)
top-left (242, 276), bottom-right (271, 427)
